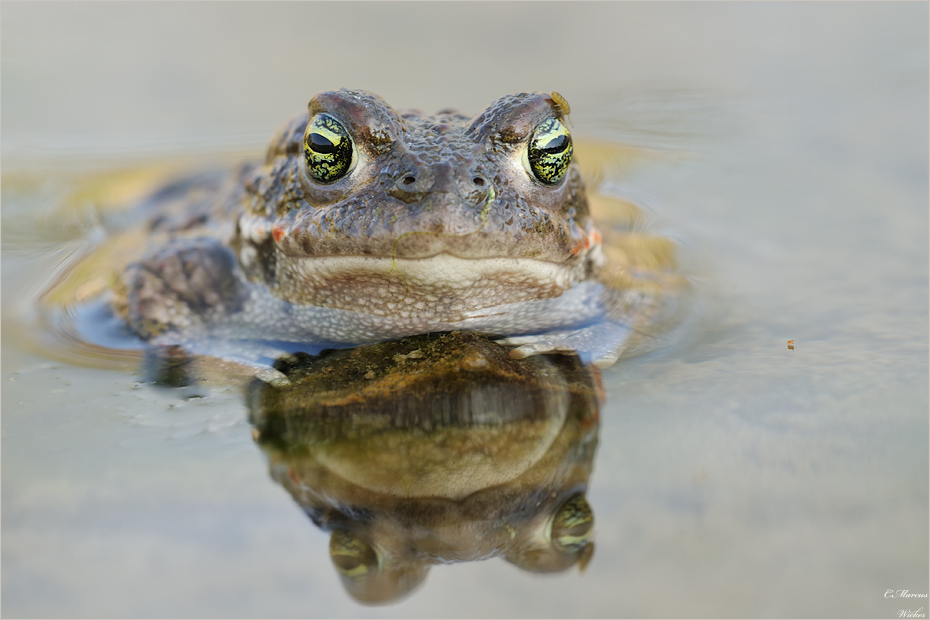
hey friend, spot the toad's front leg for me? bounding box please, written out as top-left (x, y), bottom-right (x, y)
top-left (119, 238), bottom-right (299, 386)
top-left (120, 237), bottom-right (247, 341)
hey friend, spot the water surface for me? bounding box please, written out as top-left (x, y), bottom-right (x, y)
top-left (3, 3), bottom-right (927, 617)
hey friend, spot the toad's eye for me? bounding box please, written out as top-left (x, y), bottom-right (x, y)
top-left (527, 118), bottom-right (573, 185)
top-left (304, 114), bottom-right (355, 183)
top-left (329, 531), bottom-right (380, 579)
top-left (549, 494), bottom-right (594, 553)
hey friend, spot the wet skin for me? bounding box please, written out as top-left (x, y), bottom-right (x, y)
top-left (35, 89), bottom-right (682, 383)
top-left (110, 90), bottom-right (667, 374)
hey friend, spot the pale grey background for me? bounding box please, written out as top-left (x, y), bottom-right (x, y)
top-left (3, 2), bottom-right (927, 617)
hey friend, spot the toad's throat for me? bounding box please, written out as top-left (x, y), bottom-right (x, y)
top-left (269, 253), bottom-right (593, 320)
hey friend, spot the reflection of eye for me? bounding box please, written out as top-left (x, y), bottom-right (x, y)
top-left (329, 530), bottom-right (380, 579)
top-left (549, 494), bottom-right (594, 552)
top-left (304, 114), bottom-right (355, 183)
top-left (527, 118), bottom-right (573, 185)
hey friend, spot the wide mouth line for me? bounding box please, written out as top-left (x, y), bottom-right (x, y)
top-left (280, 253), bottom-right (582, 290)
top-left (281, 252), bottom-right (575, 267)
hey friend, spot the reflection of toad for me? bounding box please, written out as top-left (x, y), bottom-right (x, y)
top-left (248, 331), bottom-right (602, 605)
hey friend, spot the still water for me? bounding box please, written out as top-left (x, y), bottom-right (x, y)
top-left (2, 3), bottom-right (927, 617)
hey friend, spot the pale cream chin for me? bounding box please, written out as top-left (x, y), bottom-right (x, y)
top-left (290, 253), bottom-right (585, 292)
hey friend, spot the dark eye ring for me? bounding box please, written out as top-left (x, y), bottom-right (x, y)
top-left (526, 118), bottom-right (573, 185)
top-left (304, 113), bottom-right (355, 184)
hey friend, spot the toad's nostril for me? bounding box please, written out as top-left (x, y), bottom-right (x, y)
top-left (473, 177), bottom-right (485, 187)
top-left (403, 176), bottom-right (416, 186)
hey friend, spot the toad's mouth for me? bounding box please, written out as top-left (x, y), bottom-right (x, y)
top-left (264, 252), bottom-right (601, 319)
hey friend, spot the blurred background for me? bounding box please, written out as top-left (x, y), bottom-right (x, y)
top-left (2, 3), bottom-right (927, 617)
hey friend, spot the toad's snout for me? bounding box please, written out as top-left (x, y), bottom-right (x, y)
top-left (389, 161), bottom-right (491, 206)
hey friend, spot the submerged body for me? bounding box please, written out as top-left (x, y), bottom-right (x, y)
top-left (46, 90), bottom-right (683, 380)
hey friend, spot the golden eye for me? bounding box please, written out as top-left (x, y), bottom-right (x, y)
top-left (304, 113), bottom-right (355, 184)
top-left (527, 118), bottom-right (573, 185)
top-left (329, 530), bottom-right (380, 579)
top-left (549, 494), bottom-right (594, 552)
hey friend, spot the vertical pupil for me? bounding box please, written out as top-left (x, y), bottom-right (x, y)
top-left (309, 132), bottom-right (336, 154)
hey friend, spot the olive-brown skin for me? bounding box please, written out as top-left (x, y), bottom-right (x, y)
top-left (120, 89), bottom-right (604, 343)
